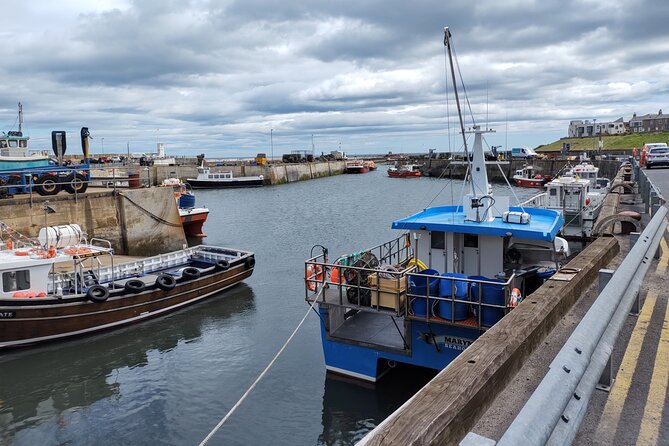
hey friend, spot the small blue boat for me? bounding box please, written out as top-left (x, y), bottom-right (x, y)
top-left (304, 29), bottom-right (568, 382)
top-left (0, 103), bottom-right (50, 170)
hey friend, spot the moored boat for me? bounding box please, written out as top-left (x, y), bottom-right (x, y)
top-left (0, 224), bottom-right (255, 349)
top-left (512, 165), bottom-right (551, 188)
top-left (0, 103), bottom-right (50, 170)
top-left (161, 178), bottom-right (210, 237)
top-left (303, 28), bottom-right (568, 382)
top-left (388, 164), bottom-right (422, 177)
top-left (362, 160), bottom-right (377, 171)
top-left (345, 160), bottom-right (369, 174)
top-left (187, 165), bottom-right (264, 189)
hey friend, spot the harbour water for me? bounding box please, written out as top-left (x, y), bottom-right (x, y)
top-left (0, 169), bottom-right (537, 445)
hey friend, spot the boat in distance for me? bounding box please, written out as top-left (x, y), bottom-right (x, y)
top-left (161, 177), bottom-right (210, 237)
top-left (388, 164), bottom-right (422, 177)
top-left (0, 224), bottom-right (255, 349)
top-left (187, 165), bottom-right (264, 188)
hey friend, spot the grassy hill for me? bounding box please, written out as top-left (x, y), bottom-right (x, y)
top-left (535, 131), bottom-right (669, 152)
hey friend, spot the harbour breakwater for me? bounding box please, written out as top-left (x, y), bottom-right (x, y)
top-left (424, 158), bottom-right (622, 181)
top-left (150, 160), bottom-right (347, 186)
top-left (0, 188), bottom-right (185, 256)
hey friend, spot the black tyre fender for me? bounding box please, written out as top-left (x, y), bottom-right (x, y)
top-left (124, 279), bottom-right (146, 293)
top-left (245, 256), bottom-right (256, 269)
top-left (156, 273), bottom-right (177, 291)
top-left (181, 267), bottom-right (201, 281)
top-left (63, 172), bottom-right (89, 194)
top-left (35, 174), bottom-right (61, 196)
top-left (87, 285), bottom-right (110, 303)
top-left (216, 259), bottom-right (230, 270)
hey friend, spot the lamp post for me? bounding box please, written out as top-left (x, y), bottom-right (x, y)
top-left (101, 137), bottom-right (104, 155)
top-left (592, 119), bottom-right (597, 153)
top-left (270, 128), bottom-right (274, 163)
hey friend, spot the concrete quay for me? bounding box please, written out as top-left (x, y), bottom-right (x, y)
top-left (0, 187), bottom-right (186, 257)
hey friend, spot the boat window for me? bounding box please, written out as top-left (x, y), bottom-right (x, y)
top-left (3, 270), bottom-right (30, 292)
top-left (0, 140), bottom-right (6, 148)
top-left (19, 140), bottom-right (27, 148)
top-left (464, 233), bottom-right (478, 248)
top-left (549, 188), bottom-right (557, 196)
top-left (8, 140), bottom-right (17, 148)
top-left (431, 232), bottom-right (445, 250)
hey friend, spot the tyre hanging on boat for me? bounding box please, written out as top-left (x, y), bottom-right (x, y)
top-left (124, 279), bottom-right (146, 293)
top-left (181, 267), bottom-right (200, 281)
top-left (246, 256), bottom-right (256, 268)
top-left (216, 259), bottom-right (230, 270)
top-left (155, 274), bottom-right (177, 291)
top-left (86, 285), bottom-right (110, 303)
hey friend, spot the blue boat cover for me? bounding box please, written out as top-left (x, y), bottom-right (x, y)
top-left (392, 206), bottom-right (564, 241)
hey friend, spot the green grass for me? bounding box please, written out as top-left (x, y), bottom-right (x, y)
top-left (535, 131), bottom-right (669, 152)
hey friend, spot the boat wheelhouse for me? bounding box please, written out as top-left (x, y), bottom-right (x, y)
top-left (303, 28), bottom-right (568, 383)
top-left (565, 162), bottom-right (610, 192)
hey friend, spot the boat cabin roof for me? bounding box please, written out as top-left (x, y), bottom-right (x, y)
top-left (392, 205), bottom-right (564, 241)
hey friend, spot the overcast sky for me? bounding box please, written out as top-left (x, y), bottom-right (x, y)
top-left (1, 0), bottom-right (667, 157)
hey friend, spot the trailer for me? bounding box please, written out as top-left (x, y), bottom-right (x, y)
top-left (0, 127), bottom-right (92, 198)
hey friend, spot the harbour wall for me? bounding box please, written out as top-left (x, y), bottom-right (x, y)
top-left (0, 188), bottom-right (185, 257)
top-left (424, 159), bottom-right (621, 182)
top-left (150, 160), bottom-right (347, 185)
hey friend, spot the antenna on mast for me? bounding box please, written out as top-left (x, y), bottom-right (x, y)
top-left (18, 102), bottom-right (23, 134)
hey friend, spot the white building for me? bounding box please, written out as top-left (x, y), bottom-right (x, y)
top-left (568, 118), bottom-right (626, 138)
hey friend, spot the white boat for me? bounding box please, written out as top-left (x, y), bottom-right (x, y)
top-left (522, 173), bottom-right (606, 238)
top-left (186, 165), bottom-right (264, 189)
top-left (564, 162), bottom-right (610, 192)
top-left (0, 103), bottom-right (50, 170)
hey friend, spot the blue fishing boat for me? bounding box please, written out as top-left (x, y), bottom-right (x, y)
top-left (303, 28), bottom-right (568, 382)
top-left (0, 103), bottom-right (50, 170)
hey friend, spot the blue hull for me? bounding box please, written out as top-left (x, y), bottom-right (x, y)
top-left (319, 307), bottom-right (481, 382)
top-left (0, 159), bottom-right (50, 170)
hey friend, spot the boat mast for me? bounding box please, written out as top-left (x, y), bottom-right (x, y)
top-left (443, 28), bottom-right (470, 166)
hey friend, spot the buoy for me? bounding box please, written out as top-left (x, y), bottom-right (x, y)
top-left (331, 266), bottom-right (343, 284)
top-left (14, 249), bottom-right (30, 256)
top-left (306, 264), bottom-right (323, 291)
top-left (509, 288), bottom-right (522, 308)
top-left (48, 245), bottom-right (56, 258)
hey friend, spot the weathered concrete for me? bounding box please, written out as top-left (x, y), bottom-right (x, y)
top-left (0, 188), bottom-right (185, 256)
top-left (153, 161), bottom-right (346, 186)
top-left (359, 237), bottom-right (619, 446)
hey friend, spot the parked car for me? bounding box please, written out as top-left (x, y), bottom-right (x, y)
top-left (646, 146), bottom-right (669, 169)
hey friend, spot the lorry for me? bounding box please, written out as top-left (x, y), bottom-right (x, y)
top-left (0, 128), bottom-right (91, 198)
top-left (511, 147), bottom-right (539, 159)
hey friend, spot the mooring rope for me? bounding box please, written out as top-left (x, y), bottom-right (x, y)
top-left (199, 284), bottom-right (326, 445)
top-left (118, 193), bottom-right (182, 228)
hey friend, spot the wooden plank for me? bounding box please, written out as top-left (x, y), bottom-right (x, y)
top-left (358, 236), bottom-right (619, 446)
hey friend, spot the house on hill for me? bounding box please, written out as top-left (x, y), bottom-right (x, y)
top-left (568, 118), bottom-right (625, 138)
top-left (629, 110), bottom-right (669, 133)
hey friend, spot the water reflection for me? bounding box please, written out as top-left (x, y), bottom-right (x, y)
top-left (318, 365), bottom-right (437, 445)
top-left (0, 284), bottom-right (256, 444)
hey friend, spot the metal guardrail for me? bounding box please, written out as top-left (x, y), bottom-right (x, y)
top-left (462, 205), bottom-right (668, 446)
top-left (632, 158), bottom-right (666, 215)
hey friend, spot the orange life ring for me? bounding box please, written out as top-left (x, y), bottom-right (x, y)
top-left (14, 250), bottom-right (30, 256)
top-left (64, 247), bottom-right (92, 255)
top-left (306, 264), bottom-right (323, 291)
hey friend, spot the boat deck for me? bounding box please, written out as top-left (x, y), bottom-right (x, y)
top-left (330, 311), bottom-right (406, 351)
top-left (309, 286), bottom-right (401, 315)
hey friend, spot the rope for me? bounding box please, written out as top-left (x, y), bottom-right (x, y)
top-left (118, 193), bottom-right (182, 227)
top-left (199, 285), bottom-right (327, 445)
